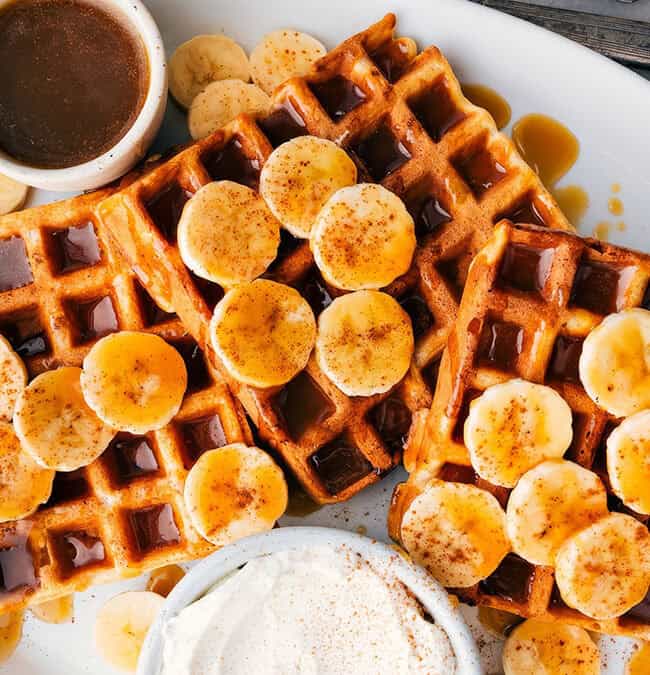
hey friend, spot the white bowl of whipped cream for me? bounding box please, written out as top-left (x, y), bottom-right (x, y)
top-left (138, 526), bottom-right (481, 675)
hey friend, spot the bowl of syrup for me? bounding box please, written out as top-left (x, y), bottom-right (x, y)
top-left (0, 0), bottom-right (167, 191)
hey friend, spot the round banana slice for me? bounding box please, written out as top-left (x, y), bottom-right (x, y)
top-left (607, 411), bottom-right (650, 514)
top-left (0, 610), bottom-right (24, 666)
top-left (95, 591), bottom-right (164, 672)
top-left (259, 136), bottom-right (357, 239)
top-left (184, 444), bottom-right (288, 546)
top-left (250, 29), bottom-right (326, 95)
top-left (81, 332), bottom-right (187, 434)
top-left (401, 481), bottom-right (510, 587)
top-left (0, 334), bottom-right (27, 421)
top-left (210, 279), bottom-right (316, 388)
top-left (188, 79), bottom-right (271, 140)
top-left (311, 183), bottom-right (416, 290)
top-left (580, 308), bottom-right (650, 417)
top-left (14, 367), bottom-right (115, 472)
top-left (555, 512), bottom-right (650, 620)
top-left (315, 290), bottom-right (413, 397)
top-left (169, 34), bottom-right (250, 109)
top-left (464, 379), bottom-right (573, 488)
top-left (178, 181), bottom-right (280, 286)
top-left (506, 460), bottom-right (608, 566)
top-left (503, 620), bottom-right (600, 675)
top-left (0, 421), bottom-right (54, 522)
top-left (0, 172), bottom-right (29, 215)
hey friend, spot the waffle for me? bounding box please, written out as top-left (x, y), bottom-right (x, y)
top-left (97, 14), bottom-right (571, 503)
top-left (390, 220), bottom-right (650, 640)
top-left (0, 189), bottom-right (253, 613)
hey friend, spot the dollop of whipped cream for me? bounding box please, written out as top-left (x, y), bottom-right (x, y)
top-left (161, 545), bottom-right (457, 674)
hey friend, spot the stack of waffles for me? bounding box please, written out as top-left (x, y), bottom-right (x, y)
top-left (0, 188), bottom-right (251, 613)
top-left (97, 13), bottom-right (571, 505)
top-left (390, 220), bottom-right (650, 640)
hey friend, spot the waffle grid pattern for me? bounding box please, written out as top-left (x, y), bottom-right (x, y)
top-left (97, 14), bottom-right (571, 503)
top-left (391, 221), bottom-right (650, 639)
top-left (0, 190), bottom-right (252, 613)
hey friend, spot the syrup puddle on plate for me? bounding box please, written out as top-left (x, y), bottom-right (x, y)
top-left (511, 113), bottom-right (589, 228)
top-left (147, 564), bottom-right (186, 598)
top-left (626, 641), bottom-right (650, 675)
top-left (462, 83), bottom-right (511, 130)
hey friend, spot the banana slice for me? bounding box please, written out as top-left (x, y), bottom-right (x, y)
top-left (169, 34), bottom-right (250, 109)
top-left (0, 422), bottom-right (54, 522)
top-left (184, 443), bottom-right (288, 546)
top-left (503, 620), bottom-right (600, 675)
top-left (0, 334), bottom-right (27, 421)
top-left (178, 181), bottom-right (280, 286)
top-left (14, 367), bottom-right (115, 472)
top-left (464, 379), bottom-right (573, 488)
top-left (311, 183), bottom-right (416, 290)
top-left (506, 460), bottom-right (608, 566)
top-left (607, 411), bottom-right (650, 514)
top-left (94, 590), bottom-right (164, 672)
top-left (315, 290), bottom-right (413, 397)
top-left (31, 595), bottom-right (74, 624)
top-left (400, 480), bottom-right (510, 588)
top-left (81, 332), bottom-right (187, 434)
top-left (0, 173), bottom-right (29, 215)
top-left (555, 512), bottom-right (650, 620)
top-left (0, 610), bottom-right (24, 665)
top-left (259, 136), bottom-right (357, 239)
top-left (188, 79), bottom-right (270, 140)
top-left (580, 308), bottom-right (650, 417)
top-left (210, 279), bottom-right (316, 388)
top-left (250, 29), bottom-right (326, 95)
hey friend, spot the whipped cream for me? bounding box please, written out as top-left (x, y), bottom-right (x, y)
top-left (161, 545), bottom-right (457, 674)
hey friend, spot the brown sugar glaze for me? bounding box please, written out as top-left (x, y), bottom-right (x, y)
top-left (0, 0), bottom-right (148, 168)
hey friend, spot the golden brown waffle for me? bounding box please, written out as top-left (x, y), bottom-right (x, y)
top-left (390, 220), bottom-right (650, 640)
top-left (0, 190), bottom-right (252, 613)
top-left (97, 13), bottom-right (571, 503)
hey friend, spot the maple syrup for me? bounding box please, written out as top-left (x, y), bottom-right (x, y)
top-left (309, 76), bottom-right (367, 122)
top-left (477, 606), bottom-right (522, 637)
top-left (285, 486), bottom-right (323, 517)
top-left (592, 221), bottom-right (611, 242)
top-left (461, 83), bottom-right (511, 130)
top-left (31, 594), bottom-right (74, 624)
top-left (0, 610), bottom-right (23, 665)
top-left (627, 642), bottom-right (650, 675)
top-left (553, 185), bottom-right (589, 227)
top-left (128, 504), bottom-right (180, 553)
top-left (146, 564), bottom-right (185, 598)
top-left (310, 438), bottom-right (373, 495)
top-left (608, 197), bottom-right (624, 216)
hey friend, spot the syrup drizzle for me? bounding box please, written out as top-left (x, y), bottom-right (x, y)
top-left (461, 83), bottom-right (511, 130)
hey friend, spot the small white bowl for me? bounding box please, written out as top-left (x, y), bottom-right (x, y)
top-left (0, 0), bottom-right (167, 192)
top-left (138, 526), bottom-right (482, 675)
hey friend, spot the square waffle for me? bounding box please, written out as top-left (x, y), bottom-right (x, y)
top-left (96, 13), bottom-right (571, 503)
top-left (390, 220), bottom-right (650, 640)
top-left (0, 189), bottom-right (252, 613)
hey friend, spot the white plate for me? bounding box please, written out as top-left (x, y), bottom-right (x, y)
top-left (10, 0), bottom-right (650, 673)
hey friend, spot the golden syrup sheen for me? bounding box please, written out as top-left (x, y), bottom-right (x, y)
top-left (462, 83), bottom-right (512, 130)
top-left (31, 595), bottom-right (74, 624)
top-left (147, 565), bottom-right (186, 598)
top-left (553, 185), bottom-right (589, 227)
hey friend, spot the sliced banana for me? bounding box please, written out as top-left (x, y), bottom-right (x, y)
top-left (0, 421), bottom-right (54, 522)
top-left (311, 183), bottom-right (416, 290)
top-left (94, 590), bottom-right (164, 672)
top-left (184, 444), bottom-right (288, 546)
top-left (400, 480), bottom-right (511, 588)
top-left (580, 308), bottom-right (650, 417)
top-left (315, 290), bottom-right (413, 397)
top-left (0, 334), bottom-right (27, 421)
top-left (259, 136), bottom-right (357, 239)
top-left (188, 79), bottom-right (270, 140)
top-left (210, 279), bottom-right (316, 388)
top-left (81, 332), bottom-right (187, 434)
top-left (555, 512), bottom-right (650, 620)
top-left (169, 34), bottom-right (250, 109)
top-left (0, 610), bottom-right (24, 665)
top-left (464, 379), bottom-right (573, 488)
top-left (178, 181), bottom-right (280, 286)
top-left (31, 595), bottom-right (74, 624)
top-left (503, 619), bottom-right (600, 675)
top-left (607, 411), bottom-right (650, 514)
top-left (14, 367), bottom-right (115, 472)
top-left (250, 29), bottom-right (326, 95)
top-left (506, 460), bottom-right (608, 566)
top-left (0, 173), bottom-right (29, 215)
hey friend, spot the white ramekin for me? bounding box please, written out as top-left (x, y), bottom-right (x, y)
top-left (138, 526), bottom-right (482, 675)
top-left (0, 0), bottom-right (167, 192)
